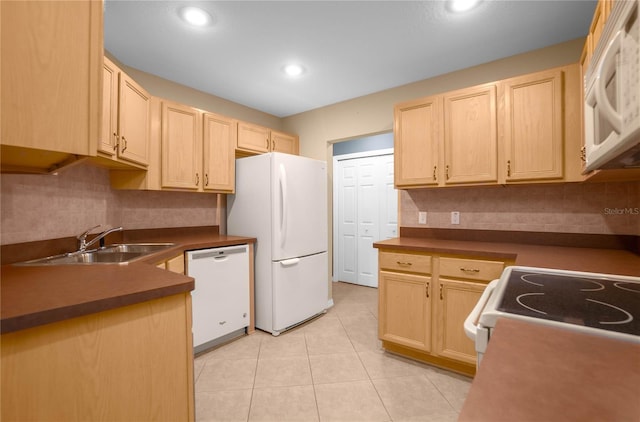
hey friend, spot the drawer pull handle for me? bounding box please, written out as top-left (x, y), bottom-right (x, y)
top-left (460, 267), bottom-right (480, 273)
top-left (396, 261), bottom-right (412, 266)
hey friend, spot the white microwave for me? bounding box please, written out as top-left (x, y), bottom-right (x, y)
top-left (584, 0), bottom-right (640, 172)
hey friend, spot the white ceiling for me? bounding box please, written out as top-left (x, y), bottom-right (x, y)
top-left (104, 1), bottom-right (596, 118)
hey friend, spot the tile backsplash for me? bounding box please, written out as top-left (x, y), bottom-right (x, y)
top-left (400, 181), bottom-right (640, 235)
top-left (0, 163), bottom-right (219, 245)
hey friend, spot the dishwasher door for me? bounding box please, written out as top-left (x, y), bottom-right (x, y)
top-left (186, 244), bottom-right (250, 352)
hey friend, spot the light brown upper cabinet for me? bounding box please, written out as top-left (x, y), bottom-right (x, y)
top-left (237, 122), bottom-right (299, 156)
top-left (443, 84), bottom-right (498, 185)
top-left (161, 101), bottom-right (202, 190)
top-left (500, 69), bottom-right (563, 182)
top-left (394, 96), bottom-right (441, 187)
top-left (271, 130), bottom-right (300, 155)
top-left (160, 101), bottom-right (236, 193)
top-left (203, 112), bottom-right (236, 193)
top-left (394, 64), bottom-right (582, 189)
top-left (237, 122), bottom-right (271, 154)
top-left (0, 0), bottom-right (102, 173)
top-left (98, 57), bottom-right (150, 169)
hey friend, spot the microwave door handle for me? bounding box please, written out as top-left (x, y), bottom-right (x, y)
top-left (595, 30), bottom-right (624, 133)
top-left (464, 279), bottom-right (499, 341)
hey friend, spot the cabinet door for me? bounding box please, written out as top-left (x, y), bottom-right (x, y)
top-left (378, 270), bottom-right (431, 352)
top-left (99, 57), bottom-right (119, 157)
top-left (444, 84), bottom-right (498, 184)
top-left (237, 122), bottom-right (270, 154)
top-left (435, 278), bottom-right (485, 365)
top-left (271, 130), bottom-right (299, 155)
top-left (1, 0), bottom-right (101, 157)
top-left (502, 69), bottom-right (564, 181)
top-left (203, 112), bottom-right (236, 192)
top-left (162, 101), bottom-right (201, 190)
top-left (394, 97), bottom-right (440, 187)
top-left (118, 73), bottom-right (150, 166)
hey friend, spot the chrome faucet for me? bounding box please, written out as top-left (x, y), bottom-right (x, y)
top-left (77, 225), bottom-right (123, 252)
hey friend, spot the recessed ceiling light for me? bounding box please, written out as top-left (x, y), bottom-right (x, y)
top-left (179, 6), bottom-right (211, 27)
top-left (447, 0), bottom-right (482, 13)
top-left (283, 64), bottom-right (305, 77)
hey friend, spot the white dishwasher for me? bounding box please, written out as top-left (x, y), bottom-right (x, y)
top-left (186, 244), bottom-right (250, 354)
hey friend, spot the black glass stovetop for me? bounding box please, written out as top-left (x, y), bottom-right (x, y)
top-left (497, 269), bottom-right (640, 336)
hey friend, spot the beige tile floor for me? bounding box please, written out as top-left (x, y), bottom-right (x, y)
top-left (194, 281), bottom-right (472, 422)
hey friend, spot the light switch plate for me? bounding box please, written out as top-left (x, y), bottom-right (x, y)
top-left (418, 211), bottom-right (427, 225)
top-left (451, 211), bottom-right (460, 225)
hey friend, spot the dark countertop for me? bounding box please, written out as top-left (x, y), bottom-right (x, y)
top-left (1, 228), bottom-right (256, 334)
top-left (458, 318), bottom-right (640, 421)
top-left (373, 232), bottom-right (640, 277)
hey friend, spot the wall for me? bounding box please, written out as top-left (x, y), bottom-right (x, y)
top-left (281, 38), bottom-right (640, 236)
top-left (282, 38), bottom-right (586, 160)
top-left (0, 163), bottom-right (218, 245)
top-left (107, 52), bottom-right (283, 131)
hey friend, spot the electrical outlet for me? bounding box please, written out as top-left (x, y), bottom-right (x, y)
top-left (418, 211), bottom-right (427, 225)
top-left (451, 211), bottom-right (460, 225)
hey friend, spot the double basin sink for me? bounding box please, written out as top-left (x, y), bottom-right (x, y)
top-left (15, 243), bottom-right (176, 266)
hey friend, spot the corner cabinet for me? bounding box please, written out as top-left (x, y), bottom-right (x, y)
top-left (1, 293), bottom-right (195, 421)
top-left (97, 56), bottom-right (150, 169)
top-left (378, 249), bottom-right (513, 376)
top-left (1, 0), bottom-right (102, 173)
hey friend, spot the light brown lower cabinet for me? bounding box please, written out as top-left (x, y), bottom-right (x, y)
top-left (1, 293), bottom-right (194, 421)
top-left (378, 249), bottom-right (512, 376)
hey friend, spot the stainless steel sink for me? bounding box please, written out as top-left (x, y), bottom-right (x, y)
top-left (14, 243), bottom-right (176, 266)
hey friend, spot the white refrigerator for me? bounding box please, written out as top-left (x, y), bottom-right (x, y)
top-left (227, 152), bottom-right (329, 335)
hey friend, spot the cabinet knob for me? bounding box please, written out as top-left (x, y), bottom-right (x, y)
top-left (205, 173), bottom-right (209, 186)
top-left (425, 282), bottom-right (430, 298)
top-left (195, 173), bottom-right (200, 186)
top-left (266, 138), bottom-right (269, 149)
top-left (433, 166), bottom-right (437, 181)
top-left (439, 283), bottom-right (443, 300)
top-left (113, 132), bottom-right (119, 150)
top-left (121, 136), bottom-right (127, 153)
top-left (507, 160), bottom-right (511, 177)
top-left (445, 165), bottom-right (450, 180)
top-left (580, 146), bottom-right (586, 162)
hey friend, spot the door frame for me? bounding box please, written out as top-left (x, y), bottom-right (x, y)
top-left (332, 148), bottom-right (394, 282)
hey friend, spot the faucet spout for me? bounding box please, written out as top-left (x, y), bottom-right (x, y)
top-left (77, 226), bottom-right (123, 252)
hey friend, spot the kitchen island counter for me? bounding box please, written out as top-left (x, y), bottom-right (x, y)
top-left (1, 228), bottom-right (255, 333)
top-left (458, 318), bottom-right (640, 421)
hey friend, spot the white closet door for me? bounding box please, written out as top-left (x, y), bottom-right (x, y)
top-left (356, 159), bottom-right (379, 287)
top-left (336, 152), bottom-right (397, 287)
top-left (337, 161), bottom-right (357, 284)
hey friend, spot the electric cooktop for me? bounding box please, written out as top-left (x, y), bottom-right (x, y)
top-left (497, 269), bottom-right (640, 336)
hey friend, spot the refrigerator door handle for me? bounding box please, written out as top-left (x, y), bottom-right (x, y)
top-left (280, 258), bottom-right (300, 267)
top-left (279, 163), bottom-right (288, 247)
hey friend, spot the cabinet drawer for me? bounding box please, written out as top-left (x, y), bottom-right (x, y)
top-left (379, 251), bottom-right (432, 274)
top-left (439, 257), bottom-right (505, 281)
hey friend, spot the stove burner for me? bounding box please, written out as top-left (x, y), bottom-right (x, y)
top-left (498, 270), bottom-right (640, 336)
top-left (521, 274), bottom-right (604, 291)
top-left (516, 293), bottom-right (547, 315)
top-left (586, 299), bottom-right (634, 325)
top-left (615, 282), bottom-right (640, 294)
